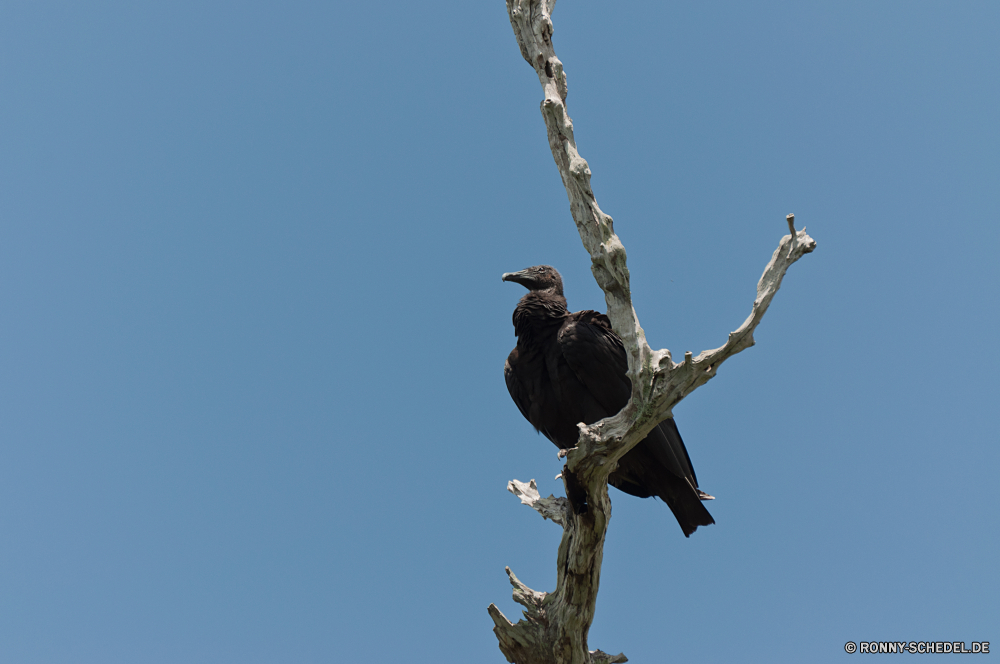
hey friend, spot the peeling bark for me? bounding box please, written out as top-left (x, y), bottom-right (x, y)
top-left (491, 2), bottom-right (816, 662)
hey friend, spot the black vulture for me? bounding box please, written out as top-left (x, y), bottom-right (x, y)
top-left (502, 265), bottom-right (714, 537)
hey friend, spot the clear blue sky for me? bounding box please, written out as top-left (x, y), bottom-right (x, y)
top-left (1, 1), bottom-right (997, 662)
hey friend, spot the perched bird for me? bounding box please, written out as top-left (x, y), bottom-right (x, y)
top-left (502, 265), bottom-right (714, 537)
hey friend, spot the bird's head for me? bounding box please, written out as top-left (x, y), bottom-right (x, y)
top-left (501, 265), bottom-right (564, 296)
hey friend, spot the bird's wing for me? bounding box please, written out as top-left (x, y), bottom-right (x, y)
top-left (556, 311), bottom-right (632, 417)
top-left (504, 348), bottom-right (532, 423)
top-left (559, 312), bottom-right (705, 491)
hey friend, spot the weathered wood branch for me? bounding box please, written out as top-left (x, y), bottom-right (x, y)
top-left (488, 480), bottom-right (625, 664)
top-left (492, 2), bottom-right (815, 662)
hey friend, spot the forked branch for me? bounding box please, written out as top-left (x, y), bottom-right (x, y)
top-left (491, 2), bottom-right (815, 663)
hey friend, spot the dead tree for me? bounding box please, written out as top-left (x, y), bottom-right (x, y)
top-left (488, 2), bottom-right (817, 663)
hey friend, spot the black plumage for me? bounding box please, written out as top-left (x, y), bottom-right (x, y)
top-left (502, 265), bottom-right (715, 537)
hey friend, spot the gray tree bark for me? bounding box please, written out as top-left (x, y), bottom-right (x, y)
top-left (489, 2), bottom-right (816, 662)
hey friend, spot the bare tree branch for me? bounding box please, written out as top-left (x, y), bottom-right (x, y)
top-left (492, 2), bottom-right (816, 662)
top-left (488, 479), bottom-right (623, 664)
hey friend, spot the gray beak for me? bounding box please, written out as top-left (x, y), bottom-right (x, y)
top-left (502, 268), bottom-right (532, 283)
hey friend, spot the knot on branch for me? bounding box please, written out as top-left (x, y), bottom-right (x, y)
top-left (592, 237), bottom-right (629, 288)
top-left (791, 228), bottom-right (817, 255)
top-left (541, 98), bottom-right (575, 139)
top-left (506, 0), bottom-right (556, 67)
top-left (569, 154), bottom-right (591, 180)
